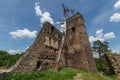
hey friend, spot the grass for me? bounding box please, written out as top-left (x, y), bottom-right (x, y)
top-left (4, 68), bottom-right (119, 80)
top-left (0, 66), bottom-right (6, 69)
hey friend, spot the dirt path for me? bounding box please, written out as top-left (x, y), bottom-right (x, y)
top-left (74, 73), bottom-right (83, 80)
top-left (0, 68), bottom-right (12, 73)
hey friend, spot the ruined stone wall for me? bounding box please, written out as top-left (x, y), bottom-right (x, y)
top-left (11, 13), bottom-right (97, 73)
top-left (63, 13), bottom-right (97, 72)
top-left (12, 22), bottom-right (62, 72)
top-left (105, 53), bottom-right (120, 76)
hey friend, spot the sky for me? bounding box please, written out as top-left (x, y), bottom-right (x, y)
top-left (0, 0), bottom-right (120, 54)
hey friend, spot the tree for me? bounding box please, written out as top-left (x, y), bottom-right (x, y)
top-left (92, 40), bottom-right (110, 71)
top-left (55, 3), bottom-right (74, 71)
top-left (0, 50), bottom-right (22, 68)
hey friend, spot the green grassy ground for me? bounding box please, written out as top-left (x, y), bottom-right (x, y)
top-left (4, 68), bottom-right (119, 80)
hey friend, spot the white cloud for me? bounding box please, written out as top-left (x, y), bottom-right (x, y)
top-left (26, 46), bottom-right (29, 49)
top-left (89, 36), bottom-right (98, 43)
top-left (96, 29), bottom-right (103, 35)
top-left (110, 12), bottom-right (120, 22)
top-left (96, 29), bottom-right (104, 38)
top-left (55, 21), bottom-right (61, 25)
top-left (10, 28), bottom-right (37, 39)
top-left (114, 0), bottom-right (120, 10)
top-left (40, 12), bottom-right (54, 24)
top-left (89, 29), bottom-right (116, 42)
top-left (7, 49), bottom-right (20, 55)
top-left (104, 32), bottom-right (115, 40)
top-left (34, 2), bottom-right (42, 16)
top-left (35, 2), bottom-right (54, 24)
top-left (59, 22), bottom-right (66, 34)
top-left (110, 0), bottom-right (120, 23)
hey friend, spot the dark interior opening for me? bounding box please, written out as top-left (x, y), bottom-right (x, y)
top-left (72, 27), bottom-right (75, 32)
top-left (51, 27), bottom-right (54, 32)
top-left (45, 63), bottom-right (49, 66)
top-left (36, 61), bottom-right (42, 69)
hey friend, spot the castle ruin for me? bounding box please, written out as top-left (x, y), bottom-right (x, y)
top-left (11, 12), bottom-right (97, 72)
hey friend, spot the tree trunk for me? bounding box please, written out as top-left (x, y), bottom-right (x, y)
top-left (99, 52), bottom-right (103, 72)
top-left (55, 36), bottom-right (65, 71)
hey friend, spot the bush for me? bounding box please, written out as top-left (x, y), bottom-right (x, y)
top-left (0, 50), bottom-right (22, 68)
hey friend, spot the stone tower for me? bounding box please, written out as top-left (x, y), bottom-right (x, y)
top-left (63, 12), bottom-right (96, 72)
top-left (11, 12), bottom-right (97, 73)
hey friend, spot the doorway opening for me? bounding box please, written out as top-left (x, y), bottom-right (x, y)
top-left (36, 61), bottom-right (42, 70)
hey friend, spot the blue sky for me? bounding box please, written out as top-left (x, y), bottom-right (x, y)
top-left (0, 0), bottom-right (120, 54)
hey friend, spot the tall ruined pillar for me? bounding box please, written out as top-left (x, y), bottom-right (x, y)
top-left (64, 12), bottom-right (97, 72)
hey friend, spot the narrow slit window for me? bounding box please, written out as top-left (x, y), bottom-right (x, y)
top-left (72, 27), bottom-right (75, 32)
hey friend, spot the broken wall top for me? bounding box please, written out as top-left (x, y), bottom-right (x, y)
top-left (105, 52), bottom-right (120, 76)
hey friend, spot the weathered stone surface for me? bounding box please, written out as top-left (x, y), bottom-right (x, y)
top-left (11, 12), bottom-right (97, 73)
top-left (63, 13), bottom-right (97, 72)
top-left (105, 53), bottom-right (120, 76)
top-left (11, 22), bottom-right (62, 72)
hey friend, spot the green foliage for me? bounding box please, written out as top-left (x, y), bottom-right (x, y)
top-left (0, 50), bottom-right (22, 68)
top-left (94, 57), bottom-right (110, 74)
top-left (92, 40), bottom-right (109, 54)
top-left (4, 68), bottom-right (119, 80)
top-left (92, 40), bottom-right (110, 72)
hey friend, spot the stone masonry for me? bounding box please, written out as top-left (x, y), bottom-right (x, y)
top-left (105, 53), bottom-right (120, 76)
top-left (63, 12), bottom-right (97, 72)
top-left (11, 22), bottom-right (62, 72)
top-left (11, 12), bottom-right (97, 73)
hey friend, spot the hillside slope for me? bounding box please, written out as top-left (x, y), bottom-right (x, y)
top-left (4, 68), bottom-right (119, 80)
